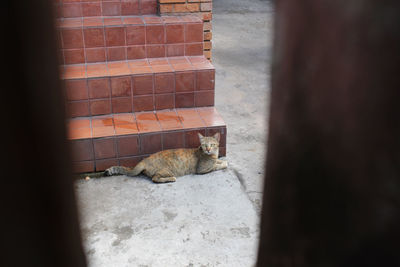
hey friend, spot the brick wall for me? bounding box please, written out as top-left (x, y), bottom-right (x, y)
top-left (158, 0), bottom-right (213, 60)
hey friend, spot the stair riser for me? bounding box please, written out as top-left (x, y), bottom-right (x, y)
top-left (70, 126), bottom-right (226, 173)
top-left (58, 21), bottom-right (204, 64)
top-left (65, 70), bottom-right (215, 117)
top-left (54, 0), bottom-right (157, 18)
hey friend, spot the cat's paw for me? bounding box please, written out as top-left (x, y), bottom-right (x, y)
top-left (104, 166), bottom-right (117, 176)
top-left (221, 160), bottom-right (228, 169)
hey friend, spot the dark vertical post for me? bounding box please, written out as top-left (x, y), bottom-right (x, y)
top-left (258, 0), bottom-right (400, 266)
top-left (0, 1), bottom-right (86, 266)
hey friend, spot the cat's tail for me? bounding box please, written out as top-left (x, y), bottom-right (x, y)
top-left (104, 161), bottom-right (145, 177)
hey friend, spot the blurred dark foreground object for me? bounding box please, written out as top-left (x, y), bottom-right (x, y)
top-left (1, 1), bottom-right (86, 266)
top-left (257, 0), bottom-right (400, 266)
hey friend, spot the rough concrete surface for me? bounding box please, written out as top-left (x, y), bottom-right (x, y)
top-left (75, 0), bottom-right (273, 266)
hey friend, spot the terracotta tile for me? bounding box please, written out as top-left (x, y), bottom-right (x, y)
top-left (175, 71), bottom-right (195, 92)
top-left (140, 0), bottom-right (157, 14)
top-left (92, 126), bottom-right (115, 138)
top-left (119, 156), bottom-right (142, 167)
top-left (185, 129), bottom-right (206, 148)
top-left (195, 91), bottom-right (214, 107)
top-left (126, 25), bottom-right (145, 45)
top-left (96, 158), bottom-right (118, 171)
top-left (156, 110), bottom-right (183, 130)
top-left (175, 92), bottom-right (194, 108)
top-left (132, 75), bottom-right (153, 95)
top-left (196, 70), bottom-right (215, 90)
top-left (106, 47), bottom-right (126, 61)
top-left (102, 1), bottom-right (121, 16)
top-left (117, 135), bottom-right (139, 156)
top-left (72, 161), bottom-right (95, 173)
top-left (60, 18), bottom-right (82, 28)
top-left (105, 27), bottom-right (126, 46)
top-left (62, 28), bottom-right (83, 49)
top-left (192, 61), bottom-right (215, 70)
top-left (126, 45), bottom-right (146, 60)
top-left (146, 45), bottom-right (166, 58)
top-left (90, 99), bottom-right (111, 115)
top-left (115, 123), bottom-right (139, 135)
top-left (83, 17), bottom-right (103, 27)
top-left (84, 28), bottom-right (105, 48)
top-left (87, 63), bottom-right (108, 78)
top-left (107, 62), bottom-right (131, 76)
top-left (62, 3), bottom-right (82, 17)
top-left (135, 112), bottom-right (161, 133)
top-left (130, 65), bottom-right (153, 74)
top-left (148, 58), bottom-right (169, 65)
top-left (112, 97), bottom-right (133, 113)
top-left (68, 118), bottom-right (91, 129)
top-left (113, 113), bottom-right (136, 125)
top-left (154, 73), bottom-right (174, 94)
top-left (88, 78), bottom-right (111, 99)
top-left (142, 16), bottom-right (163, 25)
top-left (64, 48), bottom-right (85, 64)
top-left (166, 44), bottom-right (185, 57)
top-left (185, 23), bottom-right (203, 43)
top-left (64, 65), bottom-right (86, 79)
top-left (171, 63), bottom-right (195, 72)
top-left (185, 43), bottom-right (203, 56)
top-left (123, 17), bottom-right (144, 25)
top-left (104, 17), bottom-right (123, 26)
top-left (155, 94), bottom-right (174, 110)
top-left (68, 127), bottom-right (92, 140)
top-left (121, 0), bottom-right (140, 15)
top-left (92, 116), bottom-right (114, 127)
top-left (187, 56), bottom-right (208, 64)
top-left (81, 2), bottom-right (101, 16)
top-left (146, 25), bottom-right (165, 44)
top-left (162, 16), bottom-right (182, 24)
top-left (206, 127), bottom-right (227, 147)
top-left (65, 79), bottom-right (88, 101)
top-left (197, 107), bottom-right (226, 127)
top-left (168, 57), bottom-right (189, 65)
top-left (166, 24), bottom-right (184, 44)
top-left (151, 64), bottom-right (173, 73)
top-left (86, 48), bottom-right (106, 63)
top-left (180, 15), bottom-right (202, 23)
top-left (67, 101), bottom-right (90, 117)
top-left (140, 133), bottom-right (162, 154)
top-left (128, 59), bottom-right (149, 67)
top-left (93, 138), bottom-right (116, 159)
top-left (177, 108), bottom-right (205, 129)
top-left (111, 76), bottom-right (132, 97)
top-left (163, 131), bottom-right (185, 150)
top-left (132, 95), bottom-right (154, 112)
top-left (69, 139), bottom-right (94, 161)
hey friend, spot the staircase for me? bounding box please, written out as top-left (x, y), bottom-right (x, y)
top-left (56, 0), bottom-right (226, 173)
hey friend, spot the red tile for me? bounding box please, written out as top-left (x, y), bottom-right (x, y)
top-left (126, 25), bottom-right (145, 45)
top-left (92, 126), bottom-right (115, 138)
top-left (197, 107), bottom-right (226, 127)
top-left (64, 65), bottom-right (86, 79)
top-left (68, 118), bottom-right (91, 129)
top-left (146, 25), bottom-right (165, 44)
top-left (171, 63), bottom-right (194, 72)
top-left (195, 91), bottom-right (214, 107)
top-left (187, 56), bottom-right (208, 64)
top-left (86, 48), bottom-right (106, 63)
top-left (163, 131), bottom-right (185, 150)
top-left (59, 18), bottom-right (82, 28)
top-left (92, 116), bottom-right (114, 127)
top-left (96, 158), bottom-right (118, 171)
top-left (135, 112), bottom-right (161, 132)
top-left (112, 97), bottom-right (133, 113)
top-left (90, 99), bottom-right (111, 115)
top-left (121, 0), bottom-right (139, 15)
top-left (156, 110), bottom-right (183, 130)
top-left (175, 71), bottom-right (195, 92)
top-left (148, 58), bottom-right (169, 65)
top-left (132, 95), bottom-right (154, 112)
top-left (72, 161), bottom-right (95, 173)
top-left (111, 76), bottom-right (132, 97)
top-left (130, 65), bottom-right (153, 74)
top-left (107, 61), bottom-right (131, 76)
top-left (63, 48), bottom-right (85, 64)
top-left (81, 2), bottom-right (101, 16)
top-left (62, 3), bottom-right (82, 17)
top-left (206, 127), bottom-right (227, 147)
top-left (123, 17), bottom-right (144, 25)
top-left (87, 63), bottom-right (108, 78)
top-left (102, 1), bottom-right (121, 16)
top-left (114, 113), bottom-right (135, 125)
top-left (105, 27), bottom-right (126, 47)
top-left (196, 70), bottom-right (215, 90)
top-left (151, 64), bottom-right (173, 73)
top-left (155, 94), bottom-right (174, 110)
top-left (154, 73), bottom-right (174, 94)
top-left (133, 75), bottom-right (153, 95)
top-left (62, 28), bottom-right (83, 49)
top-left (176, 108), bottom-right (205, 129)
top-left (126, 45), bottom-right (146, 60)
top-left (168, 57), bottom-right (189, 65)
top-left (104, 18), bottom-right (123, 26)
top-left (185, 129), bottom-right (206, 148)
top-left (67, 101), bottom-right (90, 117)
top-left (93, 138), bottom-right (116, 159)
top-left (119, 156), bottom-right (142, 167)
top-left (70, 139), bottom-right (94, 161)
top-left (83, 17), bottom-right (104, 27)
top-left (162, 16), bottom-right (182, 24)
top-left (185, 23), bottom-right (203, 43)
top-left (166, 24), bottom-right (184, 44)
top-left (128, 59), bottom-right (150, 67)
top-left (115, 123), bottom-right (139, 135)
top-left (143, 16), bottom-right (163, 24)
top-left (140, 0), bottom-right (157, 14)
top-left (68, 127), bottom-right (93, 140)
top-left (84, 28), bottom-right (105, 48)
top-left (117, 135), bottom-right (139, 156)
top-left (166, 44), bottom-right (185, 57)
top-left (107, 47), bottom-right (126, 61)
top-left (175, 92), bottom-right (194, 108)
top-left (185, 43), bottom-right (203, 56)
top-left (65, 79), bottom-right (88, 101)
top-left (146, 45), bottom-right (166, 58)
top-left (141, 133), bottom-right (162, 154)
top-left (88, 78), bottom-right (111, 99)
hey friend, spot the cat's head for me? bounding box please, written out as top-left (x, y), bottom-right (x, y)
top-left (198, 133), bottom-right (220, 157)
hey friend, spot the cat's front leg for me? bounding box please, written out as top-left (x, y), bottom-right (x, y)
top-left (214, 159), bottom-right (228, 170)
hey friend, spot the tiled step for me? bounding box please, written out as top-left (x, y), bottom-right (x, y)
top-left (57, 15), bottom-right (204, 64)
top-left (54, 0), bottom-right (157, 18)
top-left (68, 107), bottom-right (227, 173)
top-left (63, 56), bottom-right (215, 117)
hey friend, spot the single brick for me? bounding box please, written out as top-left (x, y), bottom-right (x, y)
top-left (200, 2), bottom-right (212, 11)
top-left (201, 12), bottom-right (212, 21)
top-left (204, 41), bottom-right (212, 50)
top-left (204, 50), bottom-right (211, 59)
top-left (204, 21), bottom-right (212, 31)
top-left (204, 31), bottom-right (212, 40)
top-left (160, 4), bottom-right (173, 13)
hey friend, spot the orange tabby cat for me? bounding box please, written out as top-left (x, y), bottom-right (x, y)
top-left (104, 133), bottom-right (227, 183)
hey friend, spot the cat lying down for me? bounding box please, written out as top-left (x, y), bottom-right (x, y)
top-left (104, 133), bottom-right (228, 183)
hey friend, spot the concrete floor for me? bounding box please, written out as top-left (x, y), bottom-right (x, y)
top-left (75, 1), bottom-right (273, 266)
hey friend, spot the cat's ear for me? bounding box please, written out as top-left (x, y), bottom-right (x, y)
top-left (213, 132), bottom-right (220, 142)
top-left (198, 133), bottom-right (204, 142)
